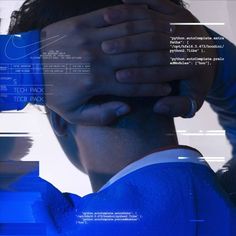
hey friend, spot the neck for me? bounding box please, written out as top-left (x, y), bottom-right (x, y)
top-left (74, 113), bottom-right (178, 192)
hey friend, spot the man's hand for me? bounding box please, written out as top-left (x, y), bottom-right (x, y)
top-left (102, 0), bottom-right (218, 118)
top-left (41, 6), bottom-right (171, 125)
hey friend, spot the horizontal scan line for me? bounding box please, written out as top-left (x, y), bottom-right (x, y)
top-left (0, 132), bottom-right (29, 134)
top-left (3, 84), bottom-right (53, 86)
top-left (189, 219), bottom-right (205, 222)
top-left (180, 133), bottom-right (225, 136)
top-left (202, 160), bottom-right (225, 163)
top-left (206, 130), bottom-right (225, 133)
top-left (0, 132), bottom-right (40, 137)
top-left (1, 112), bottom-right (46, 114)
top-left (0, 135), bottom-right (39, 137)
top-left (200, 157), bottom-right (225, 162)
top-left (200, 157), bottom-right (225, 159)
top-left (170, 23), bottom-right (225, 26)
top-left (178, 156), bottom-right (225, 162)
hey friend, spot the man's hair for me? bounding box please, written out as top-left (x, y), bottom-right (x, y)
top-left (9, 0), bottom-right (184, 34)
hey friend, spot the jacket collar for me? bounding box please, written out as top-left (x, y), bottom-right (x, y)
top-left (99, 146), bottom-right (208, 191)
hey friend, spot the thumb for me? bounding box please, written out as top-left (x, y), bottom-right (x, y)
top-left (68, 101), bottom-right (130, 125)
top-left (153, 96), bottom-right (199, 118)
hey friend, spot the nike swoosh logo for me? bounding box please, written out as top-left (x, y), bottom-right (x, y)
top-left (4, 34), bottom-right (66, 60)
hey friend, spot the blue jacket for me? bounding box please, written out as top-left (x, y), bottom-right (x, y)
top-left (1, 148), bottom-right (235, 235)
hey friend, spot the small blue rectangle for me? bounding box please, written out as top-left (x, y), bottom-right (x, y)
top-left (0, 223), bottom-right (46, 235)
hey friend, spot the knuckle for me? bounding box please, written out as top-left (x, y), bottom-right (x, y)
top-left (128, 86), bottom-right (138, 96)
top-left (80, 49), bottom-right (96, 63)
top-left (135, 54), bottom-right (144, 66)
top-left (124, 22), bottom-right (135, 35)
top-left (149, 19), bottom-right (157, 31)
top-left (153, 68), bottom-right (162, 78)
top-left (155, 52), bottom-right (167, 65)
top-left (138, 69), bottom-right (144, 79)
top-left (122, 5), bottom-right (132, 18)
top-left (150, 33), bottom-right (158, 46)
top-left (81, 74), bottom-right (96, 91)
top-left (163, 52), bottom-right (171, 65)
top-left (125, 69), bottom-right (136, 78)
top-left (77, 34), bottom-right (90, 46)
top-left (67, 115), bottom-right (77, 124)
top-left (154, 67), bottom-right (161, 74)
top-left (73, 20), bottom-right (87, 31)
top-left (122, 38), bottom-right (130, 50)
top-left (99, 110), bottom-right (110, 126)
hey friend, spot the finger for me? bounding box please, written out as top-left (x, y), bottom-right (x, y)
top-left (111, 83), bottom-right (172, 97)
top-left (153, 93), bottom-right (203, 118)
top-left (110, 51), bottom-right (170, 70)
top-left (122, 0), bottom-right (181, 14)
top-left (116, 66), bottom-right (190, 83)
top-left (103, 4), bottom-right (169, 24)
top-left (98, 19), bottom-right (171, 41)
top-left (102, 32), bottom-right (169, 54)
top-left (69, 102), bottom-right (131, 125)
top-left (153, 96), bottom-right (193, 117)
top-left (77, 4), bottom-right (136, 27)
top-left (79, 4), bottom-right (151, 27)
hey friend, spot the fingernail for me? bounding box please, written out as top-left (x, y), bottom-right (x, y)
top-left (101, 41), bottom-right (118, 54)
top-left (154, 105), bottom-right (170, 114)
top-left (116, 70), bottom-right (131, 82)
top-left (104, 9), bottom-right (122, 22)
top-left (116, 105), bottom-right (130, 116)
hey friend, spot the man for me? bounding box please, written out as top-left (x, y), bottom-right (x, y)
top-left (0, 0), bottom-right (225, 123)
top-left (0, 1), bottom-right (171, 125)
top-left (2, 0), bottom-right (235, 235)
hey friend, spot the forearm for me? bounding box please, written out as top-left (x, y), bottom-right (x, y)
top-left (206, 29), bottom-right (236, 158)
top-left (0, 30), bottom-right (44, 111)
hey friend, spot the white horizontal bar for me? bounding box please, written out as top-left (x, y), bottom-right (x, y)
top-left (206, 130), bottom-right (225, 133)
top-left (201, 157), bottom-right (225, 160)
top-left (205, 160), bottom-right (225, 163)
top-left (0, 134), bottom-right (40, 137)
top-left (170, 23), bottom-right (225, 26)
top-left (180, 133), bottom-right (225, 136)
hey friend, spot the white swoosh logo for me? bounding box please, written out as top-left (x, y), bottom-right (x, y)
top-left (4, 34), bottom-right (66, 60)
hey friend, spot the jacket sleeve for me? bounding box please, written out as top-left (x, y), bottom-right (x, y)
top-left (205, 30), bottom-right (236, 202)
top-left (0, 30), bottom-right (44, 111)
top-left (206, 29), bottom-right (236, 159)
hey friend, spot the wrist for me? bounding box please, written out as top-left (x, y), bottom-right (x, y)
top-left (19, 30), bottom-right (45, 106)
top-left (28, 30), bottom-right (45, 105)
top-left (204, 28), bottom-right (225, 95)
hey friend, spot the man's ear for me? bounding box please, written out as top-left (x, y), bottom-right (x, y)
top-left (49, 111), bottom-right (68, 137)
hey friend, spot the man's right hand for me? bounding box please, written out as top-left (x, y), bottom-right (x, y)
top-left (41, 6), bottom-right (171, 125)
top-left (101, 0), bottom-right (217, 119)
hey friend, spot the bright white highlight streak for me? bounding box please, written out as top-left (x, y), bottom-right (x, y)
top-left (170, 23), bottom-right (225, 26)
